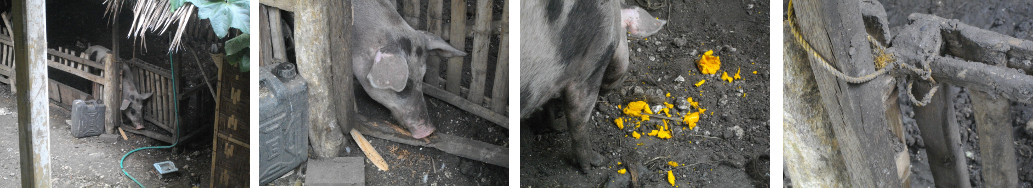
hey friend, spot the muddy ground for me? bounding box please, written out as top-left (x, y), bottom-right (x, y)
top-left (881, 0), bottom-right (1033, 187)
top-left (520, 0), bottom-right (770, 187)
top-left (0, 84), bottom-right (212, 187)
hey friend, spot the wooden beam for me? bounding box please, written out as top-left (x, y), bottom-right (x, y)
top-left (267, 7), bottom-right (286, 62)
top-left (794, 0), bottom-right (903, 186)
top-left (13, 0), bottom-right (51, 186)
top-left (782, 25), bottom-right (850, 187)
top-left (423, 83), bottom-right (507, 128)
top-left (424, 0), bottom-right (443, 86)
top-left (102, 52), bottom-right (120, 134)
top-left (259, 0), bottom-right (294, 12)
top-left (445, 0), bottom-right (467, 94)
top-left (467, 0), bottom-right (493, 105)
top-left (971, 90), bottom-right (1018, 187)
top-left (327, 0), bottom-right (355, 151)
top-left (490, 2), bottom-right (509, 114)
top-left (914, 84), bottom-right (970, 187)
top-left (295, 0), bottom-right (345, 158)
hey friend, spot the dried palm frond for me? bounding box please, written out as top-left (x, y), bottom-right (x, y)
top-left (104, 0), bottom-right (195, 53)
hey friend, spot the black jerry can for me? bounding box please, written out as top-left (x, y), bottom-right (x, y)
top-left (258, 62), bottom-right (310, 185)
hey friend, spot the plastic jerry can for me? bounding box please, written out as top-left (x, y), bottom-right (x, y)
top-left (70, 99), bottom-right (105, 138)
top-left (258, 62), bottom-right (310, 185)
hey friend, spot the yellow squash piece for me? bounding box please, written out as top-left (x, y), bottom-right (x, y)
top-left (632, 131), bottom-right (641, 139)
top-left (721, 71), bottom-right (733, 83)
top-left (697, 50), bottom-right (721, 74)
top-left (752, 71), bottom-right (758, 74)
top-left (618, 168), bottom-right (627, 174)
top-left (695, 80), bottom-right (705, 87)
top-left (734, 68), bottom-right (741, 80)
top-left (668, 161), bottom-right (679, 167)
top-left (683, 112), bottom-right (700, 130)
top-left (614, 118), bottom-right (625, 129)
top-left (647, 130), bottom-right (659, 136)
top-left (668, 170), bottom-right (676, 186)
top-left (623, 101), bottom-right (654, 120)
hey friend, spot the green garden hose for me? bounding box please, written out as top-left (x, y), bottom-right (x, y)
top-left (119, 51), bottom-right (181, 188)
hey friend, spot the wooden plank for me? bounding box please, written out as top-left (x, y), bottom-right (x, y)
top-left (350, 129), bottom-right (389, 171)
top-left (328, 0), bottom-right (356, 149)
top-left (914, 84), bottom-right (969, 187)
top-left (491, 2), bottom-right (508, 113)
top-left (794, 0), bottom-right (903, 186)
top-left (445, 0), bottom-right (467, 94)
top-left (47, 80), bottom-right (59, 103)
top-left (259, 6), bottom-right (273, 67)
top-left (423, 83), bottom-right (507, 128)
top-left (127, 59), bottom-right (172, 78)
top-left (424, 0), bottom-right (444, 86)
top-left (466, 0), bottom-right (493, 105)
top-left (403, 0), bottom-right (421, 29)
top-left (259, 0), bottom-right (294, 12)
top-left (355, 115), bottom-right (508, 167)
top-left (970, 90), bottom-right (1018, 187)
top-left (47, 60), bottom-right (106, 83)
top-left (267, 7), bottom-right (286, 62)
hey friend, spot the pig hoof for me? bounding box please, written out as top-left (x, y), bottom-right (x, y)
top-left (411, 126), bottom-right (436, 139)
top-left (576, 150), bottom-right (605, 173)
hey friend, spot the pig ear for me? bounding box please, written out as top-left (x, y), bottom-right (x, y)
top-left (139, 92), bottom-right (153, 100)
top-left (367, 50), bottom-right (410, 92)
top-left (120, 99), bottom-right (130, 110)
top-left (423, 33), bottom-right (466, 57)
top-left (622, 6), bottom-right (667, 38)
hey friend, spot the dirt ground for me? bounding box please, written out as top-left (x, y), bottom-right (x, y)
top-left (266, 85), bottom-right (509, 186)
top-left (520, 0), bottom-right (770, 187)
top-left (881, 0), bottom-right (1033, 187)
top-left (0, 84), bottom-right (211, 187)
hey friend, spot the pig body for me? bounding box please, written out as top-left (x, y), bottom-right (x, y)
top-left (121, 63), bottom-right (152, 130)
top-left (351, 0), bottom-right (466, 139)
top-left (520, 0), bottom-right (665, 172)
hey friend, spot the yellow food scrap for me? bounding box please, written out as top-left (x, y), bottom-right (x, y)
top-left (668, 170), bottom-right (676, 186)
top-left (664, 102), bottom-right (674, 109)
top-left (695, 80), bottom-right (705, 87)
top-left (657, 129), bottom-right (672, 139)
top-left (632, 131), bottom-right (641, 139)
top-left (697, 50), bottom-right (721, 74)
top-left (647, 130), bottom-right (659, 136)
top-left (623, 101), bottom-right (654, 121)
top-left (614, 118), bottom-right (624, 129)
top-left (618, 162), bottom-right (622, 165)
top-left (721, 71), bottom-right (733, 83)
top-left (618, 168), bottom-right (627, 174)
top-left (668, 161), bottom-right (679, 167)
top-left (734, 68), bottom-right (741, 80)
top-left (666, 92), bottom-right (671, 97)
top-left (683, 112), bottom-right (701, 130)
top-left (752, 71), bottom-right (758, 74)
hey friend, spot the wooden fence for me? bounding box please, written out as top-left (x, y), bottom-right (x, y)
top-left (0, 23), bottom-right (184, 143)
top-left (402, 0), bottom-right (508, 127)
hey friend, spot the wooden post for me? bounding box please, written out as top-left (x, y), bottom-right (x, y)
top-left (914, 84), bottom-right (969, 187)
top-left (782, 25), bottom-right (850, 187)
top-left (13, 0), bottom-right (51, 186)
top-left (403, 0), bottom-right (421, 29)
top-left (445, 0), bottom-right (467, 94)
top-left (970, 90), bottom-right (1018, 187)
top-left (793, 0), bottom-right (903, 186)
top-left (259, 6), bottom-right (273, 67)
top-left (490, 2), bottom-right (508, 113)
top-left (424, 0), bottom-right (443, 86)
top-left (268, 7), bottom-right (286, 62)
top-left (466, 0), bottom-right (492, 105)
top-left (104, 53), bottom-right (121, 134)
top-left (295, 0), bottom-right (345, 158)
top-left (327, 0), bottom-right (354, 149)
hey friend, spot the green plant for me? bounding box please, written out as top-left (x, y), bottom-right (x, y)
top-left (172, 0), bottom-right (250, 72)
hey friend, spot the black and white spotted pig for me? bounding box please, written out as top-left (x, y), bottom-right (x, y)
top-left (520, 0), bottom-right (665, 172)
top-left (352, 0), bottom-right (466, 139)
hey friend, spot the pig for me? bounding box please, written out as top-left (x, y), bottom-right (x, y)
top-left (84, 45), bottom-right (111, 63)
top-left (351, 0), bottom-right (466, 139)
top-left (520, 0), bottom-right (665, 172)
top-left (120, 63), bottom-right (153, 130)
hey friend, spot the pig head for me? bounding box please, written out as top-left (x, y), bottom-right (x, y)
top-left (121, 63), bottom-right (152, 130)
top-left (351, 0), bottom-right (466, 139)
top-left (520, 0), bottom-right (665, 172)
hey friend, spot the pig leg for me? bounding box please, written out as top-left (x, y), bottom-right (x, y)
top-left (600, 38), bottom-right (630, 94)
top-left (563, 74), bottom-right (606, 172)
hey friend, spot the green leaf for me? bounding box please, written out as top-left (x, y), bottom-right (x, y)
top-left (225, 34), bottom-right (249, 56)
top-left (187, 0), bottom-right (250, 37)
top-left (170, 0), bottom-right (187, 12)
top-left (226, 48), bottom-right (249, 72)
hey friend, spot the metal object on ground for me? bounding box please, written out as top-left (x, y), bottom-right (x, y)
top-left (259, 62), bottom-right (309, 185)
top-left (70, 99), bottom-right (105, 138)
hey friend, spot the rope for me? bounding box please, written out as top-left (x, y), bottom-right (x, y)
top-left (786, 0), bottom-right (940, 106)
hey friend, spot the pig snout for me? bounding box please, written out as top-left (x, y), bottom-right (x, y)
top-left (406, 119), bottom-right (435, 139)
